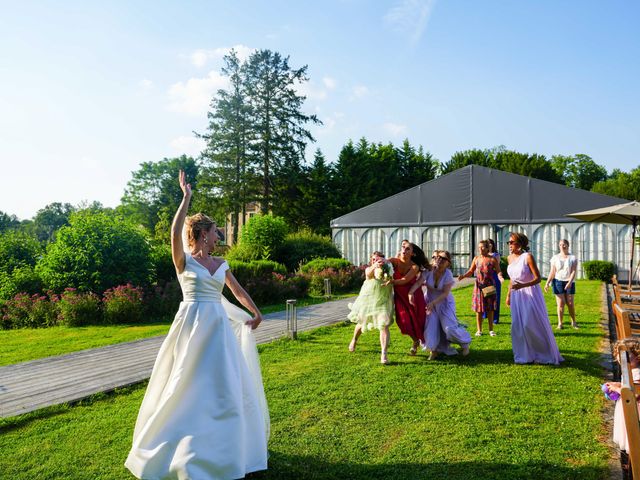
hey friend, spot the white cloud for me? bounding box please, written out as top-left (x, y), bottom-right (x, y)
top-left (169, 136), bottom-right (207, 157)
top-left (167, 71), bottom-right (228, 116)
top-left (317, 112), bottom-right (345, 134)
top-left (324, 117), bottom-right (336, 130)
top-left (139, 79), bottom-right (153, 89)
top-left (350, 85), bottom-right (370, 100)
top-left (190, 50), bottom-right (209, 68)
top-left (189, 44), bottom-right (254, 68)
top-left (322, 76), bottom-right (337, 89)
top-left (383, 122), bottom-right (408, 137)
top-left (384, 0), bottom-right (436, 43)
top-left (296, 80), bottom-right (328, 101)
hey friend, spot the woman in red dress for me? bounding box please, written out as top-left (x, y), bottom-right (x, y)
top-left (388, 240), bottom-right (429, 355)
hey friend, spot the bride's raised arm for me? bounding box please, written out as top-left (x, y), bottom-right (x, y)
top-left (171, 170), bottom-right (192, 274)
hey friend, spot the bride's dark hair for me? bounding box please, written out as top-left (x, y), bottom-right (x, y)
top-left (185, 213), bottom-right (215, 247)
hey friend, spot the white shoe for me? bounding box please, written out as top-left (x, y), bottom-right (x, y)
top-left (475, 331), bottom-right (482, 337)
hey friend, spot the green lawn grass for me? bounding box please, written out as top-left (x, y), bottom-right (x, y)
top-left (0, 280), bottom-right (611, 479)
top-left (0, 294), bottom-right (354, 367)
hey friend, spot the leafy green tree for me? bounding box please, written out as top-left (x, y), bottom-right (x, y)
top-left (332, 140), bottom-right (368, 215)
top-left (440, 149), bottom-right (492, 174)
top-left (272, 156), bottom-right (307, 230)
top-left (496, 151), bottom-right (563, 184)
top-left (29, 202), bottom-right (75, 242)
top-left (551, 154), bottom-right (608, 190)
top-left (299, 149), bottom-right (335, 235)
top-left (36, 210), bottom-right (152, 293)
top-left (198, 49), bottom-right (259, 242)
top-left (0, 230), bottom-right (42, 275)
top-left (238, 214), bottom-right (289, 260)
top-left (591, 166), bottom-right (640, 201)
top-left (397, 139), bottom-right (439, 190)
top-left (441, 147), bottom-right (563, 184)
top-left (0, 230), bottom-right (43, 299)
top-left (244, 49), bottom-right (321, 213)
top-left (331, 138), bottom-right (438, 219)
top-left (273, 229), bottom-right (341, 271)
top-left (121, 156), bottom-right (198, 235)
top-left (0, 266), bottom-right (44, 300)
top-left (0, 211), bottom-right (20, 233)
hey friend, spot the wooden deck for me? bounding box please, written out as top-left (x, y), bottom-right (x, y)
top-left (0, 297), bottom-right (352, 419)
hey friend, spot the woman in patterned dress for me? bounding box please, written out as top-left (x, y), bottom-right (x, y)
top-left (458, 240), bottom-right (500, 337)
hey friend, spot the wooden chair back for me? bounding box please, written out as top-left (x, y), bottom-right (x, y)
top-left (620, 347), bottom-right (640, 480)
top-left (614, 301), bottom-right (633, 340)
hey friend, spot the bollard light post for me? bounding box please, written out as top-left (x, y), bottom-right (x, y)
top-left (286, 299), bottom-right (298, 340)
top-left (323, 278), bottom-right (332, 299)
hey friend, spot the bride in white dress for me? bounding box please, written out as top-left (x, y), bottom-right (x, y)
top-left (125, 170), bottom-right (269, 480)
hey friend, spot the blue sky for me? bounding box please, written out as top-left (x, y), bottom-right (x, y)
top-left (1, 0), bottom-right (638, 220)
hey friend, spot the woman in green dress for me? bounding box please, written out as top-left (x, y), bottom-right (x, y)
top-left (348, 251), bottom-right (395, 364)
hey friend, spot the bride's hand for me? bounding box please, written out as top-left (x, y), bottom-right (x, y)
top-left (246, 314), bottom-right (263, 330)
top-left (179, 170), bottom-right (192, 198)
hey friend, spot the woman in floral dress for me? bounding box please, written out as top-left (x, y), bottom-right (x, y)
top-left (458, 240), bottom-right (500, 337)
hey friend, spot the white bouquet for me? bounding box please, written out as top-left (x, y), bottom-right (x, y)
top-left (374, 261), bottom-right (394, 281)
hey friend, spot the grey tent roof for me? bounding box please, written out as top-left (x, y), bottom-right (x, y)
top-left (330, 165), bottom-right (629, 228)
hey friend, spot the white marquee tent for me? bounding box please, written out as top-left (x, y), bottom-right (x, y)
top-left (331, 165), bottom-right (635, 279)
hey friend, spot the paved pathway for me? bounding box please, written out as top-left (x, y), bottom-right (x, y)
top-left (0, 297), bottom-right (352, 418)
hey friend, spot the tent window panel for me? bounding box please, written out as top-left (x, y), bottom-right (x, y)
top-left (532, 224), bottom-right (571, 278)
top-left (450, 226), bottom-right (470, 276)
top-left (616, 225), bottom-right (638, 282)
top-left (422, 227), bottom-right (449, 261)
top-left (475, 225), bottom-right (493, 245)
top-left (335, 229), bottom-right (359, 266)
top-left (361, 229), bottom-right (388, 263)
top-left (389, 228), bottom-right (420, 260)
top-left (498, 225), bottom-right (527, 260)
top-left (576, 224), bottom-right (614, 277)
top-left (333, 230), bottom-right (346, 262)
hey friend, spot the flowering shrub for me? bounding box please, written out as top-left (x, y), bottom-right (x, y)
top-left (57, 288), bottom-right (102, 327)
top-left (0, 292), bottom-right (59, 329)
top-left (103, 284), bottom-right (145, 324)
top-left (223, 272), bottom-right (309, 307)
top-left (306, 265), bottom-right (365, 296)
top-left (145, 280), bottom-right (182, 320)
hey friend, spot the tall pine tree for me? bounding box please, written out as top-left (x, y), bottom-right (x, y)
top-left (198, 49), bottom-right (259, 241)
top-left (244, 50), bottom-right (321, 213)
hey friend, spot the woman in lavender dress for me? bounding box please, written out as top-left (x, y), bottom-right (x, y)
top-left (411, 250), bottom-right (472, 360)
top-left (506, 232), bottom-right (563, 365)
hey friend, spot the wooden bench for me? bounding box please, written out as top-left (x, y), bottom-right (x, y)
top-left (619, 347), bottom-right (640, 480)
top-left (613, 301), bottom-right (640, 340)
top-left (613, 275), bottom-right (640, 307)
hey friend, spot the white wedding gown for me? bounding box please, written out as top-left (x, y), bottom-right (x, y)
top-left (125, 254), bottom-right (269, 480)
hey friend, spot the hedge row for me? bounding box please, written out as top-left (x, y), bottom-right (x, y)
top-left (0, 259), bottom-right (364, 330)
top-left (581, 260), bottom-right (615, 282)
top-left (0, 284), bottom-right (174, 330)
